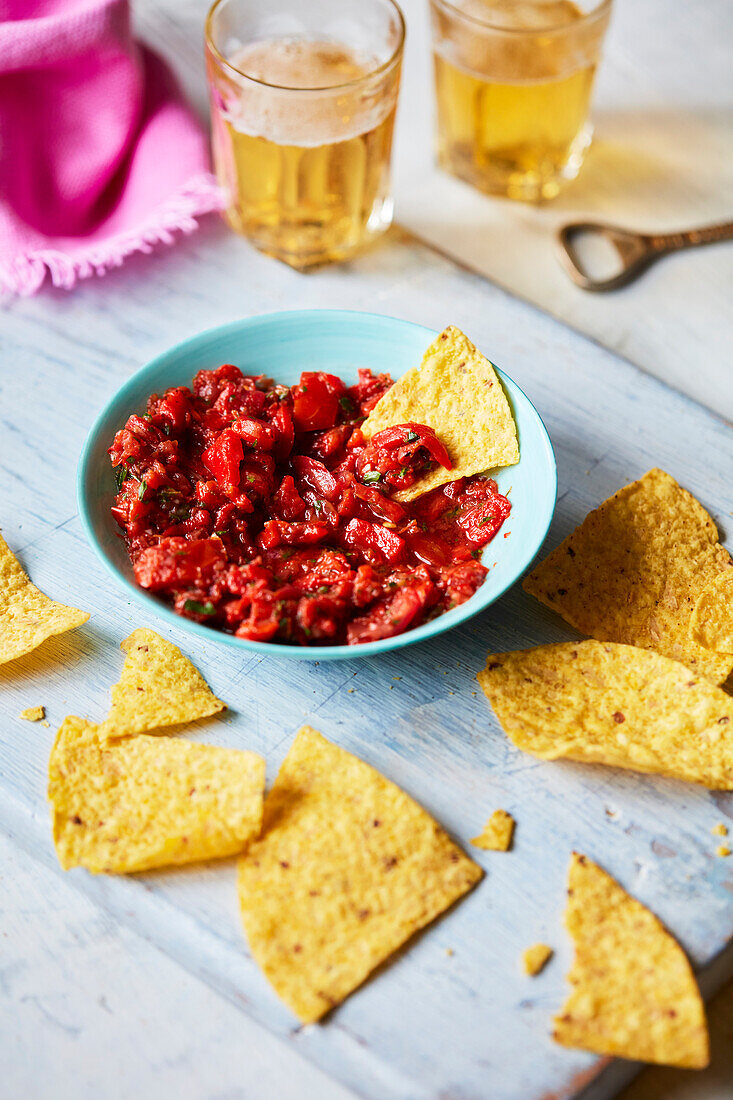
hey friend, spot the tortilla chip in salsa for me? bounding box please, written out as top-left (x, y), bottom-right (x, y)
top-left (362, 326), bottom-right (519, 503)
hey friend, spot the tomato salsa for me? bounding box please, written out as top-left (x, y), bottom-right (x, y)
top-left (108, 364), bottom-right (511, 646)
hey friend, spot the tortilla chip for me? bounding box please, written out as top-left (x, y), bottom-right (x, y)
top-left (20, 705), bottom-right (45, 722)
top-left (237, 725), bottom-right (482, 1023)
top-left (470, 809), bottom-right (515, 851)
top-left (523, 469), bottom-right (733, 684)
top-left (49, 716), bottom-right (264, 873)
top-left (553, 853), bottom-right (709, 1068)
top-left (522, 943), bottom-right (553, 976)
top-left (99, 628), bottom-right (225, 740)
top-left (0, 532), bottom-right (89, 664)
top-left (712, 823), bottom-right (728, 837)
top-left (478, 640), bottom-right (733, 788)
top-left (690, 572), bottom-right (733, 655)
top-left (362, 326), bottom-right (519, 502)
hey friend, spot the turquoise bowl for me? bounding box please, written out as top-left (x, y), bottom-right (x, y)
top-left (78, 310), bottom-right (556, 660)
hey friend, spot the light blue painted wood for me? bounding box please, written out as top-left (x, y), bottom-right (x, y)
top-left (2, 222), bottom-right (732, 1100)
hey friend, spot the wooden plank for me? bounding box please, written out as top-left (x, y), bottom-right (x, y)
top-left (0, 826), bottom-right (356, 1100)
top-left (2, 223), bottom-right (732, 1100)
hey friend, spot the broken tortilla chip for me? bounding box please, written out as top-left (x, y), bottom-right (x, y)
top-left (49, 716), bottom-right (264, 873)
top-left (523, 469), bottom-right (733, 684)
top-left (237, 725), bottom-right (482, 1023)
top-left (553, 853), bottom-right (709, 1068)
top-left (470, 809), bottom-right (515, 851)
top-left (523, 943), bottom-right (553, 976)
top-left (690, 572), bottom-right (733, 655)
top-left (0, 532), bottom-right (89, 664)
top-left (99, 628), bottom-right (225, 740)
top-left (362, 326), bottom-right (519, 502)
top-left (478, 640), bottom-right (733, 788)
top-left (20, 705), bottom-right (45, 722)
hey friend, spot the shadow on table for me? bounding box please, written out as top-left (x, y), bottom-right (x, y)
top-left (555, 107), bottom-right (733, 224)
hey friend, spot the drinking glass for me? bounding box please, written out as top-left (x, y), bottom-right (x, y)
top-left (428, 0), bottom-right (612, 202)
top-left (205, 0), bottom-right (405, 269)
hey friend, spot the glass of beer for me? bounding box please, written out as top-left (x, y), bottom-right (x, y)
top-left (205, 0), bottom-right (405, 269)
top-left (429, 0), bottom-right (612, 202)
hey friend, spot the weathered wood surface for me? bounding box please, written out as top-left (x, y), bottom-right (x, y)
top-left (2, 220), bottom-right (732, 1100)
top-left (2, 1), bottom-right (733, 1096)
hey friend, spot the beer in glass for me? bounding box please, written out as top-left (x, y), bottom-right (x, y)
top-left (206, 0), bottom-right (405, 268)
top-left (429, 0), bottom-right (612, 201)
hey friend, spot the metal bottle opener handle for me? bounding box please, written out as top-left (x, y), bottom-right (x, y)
top-left (556, 218), bottom-right (733, 292)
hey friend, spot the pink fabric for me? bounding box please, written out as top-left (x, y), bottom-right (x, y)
top-left (0, 0), bottom-right (224, 295)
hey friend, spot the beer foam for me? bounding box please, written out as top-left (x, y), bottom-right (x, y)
top-left (223, 38), bottom-right (396, 147)
top-left (434, 0), bottom-right (595, 83)
top-left (453, 0), bottom-right (583, 31)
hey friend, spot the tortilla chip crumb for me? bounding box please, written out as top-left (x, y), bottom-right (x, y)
top-left (716, 846), bottom-right (731, 858)
top-left (523, 943), bottom-right (553, 976)
top-left (553, 852), bottom-right (709, 1068)
top-left (446, 948), bottom-right (455, 957)
top-left (712, 823), bottom-right (729, 837)
top-left (20, 705), bottom-right (45, 722)
top-left (41, 720), bottom-right (50, 728)
top-left (471, 809), bottom-right (515, 851)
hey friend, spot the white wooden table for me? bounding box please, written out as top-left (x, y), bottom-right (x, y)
top-left (2, 3), bottom-right (733, 1099)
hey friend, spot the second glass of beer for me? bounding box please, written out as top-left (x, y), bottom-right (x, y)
top-left (205, 0), bottom-right (405, 269)
top-left (429, 0), bottom-right (612, 202)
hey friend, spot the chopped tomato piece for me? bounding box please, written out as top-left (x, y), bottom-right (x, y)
top-left (291, 372), bottom-right (346, 431)
top-left (457, 495), bottom-right (512, 546)
top-left (356, 422), bottom-right (451, 493)
top-left (133, 537), bottom-right (226, 591)
top-left (273, 475), bottom-right (306, 520)
top-left (257, 520), bottom-right (330, 550)
top-left (341, 518), bottom-right (405, 565)
top-left (232, 417), bottom-right (278, 451)
top-left (202, 429), bottom-right (243, 496)
top-left (292, 455), bottom-right (339, 500)
top-left (347, 572), bottom-right (434, 644)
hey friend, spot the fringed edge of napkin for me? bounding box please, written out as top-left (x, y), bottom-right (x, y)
top-left (0, 173), bottom-right (226, 297)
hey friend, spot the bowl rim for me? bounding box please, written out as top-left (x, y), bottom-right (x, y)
top-left (77, 308), bottom-right (557, 661)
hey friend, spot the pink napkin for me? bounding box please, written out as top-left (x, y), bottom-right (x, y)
top-left (0, 0), bottom-right (224, 295)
